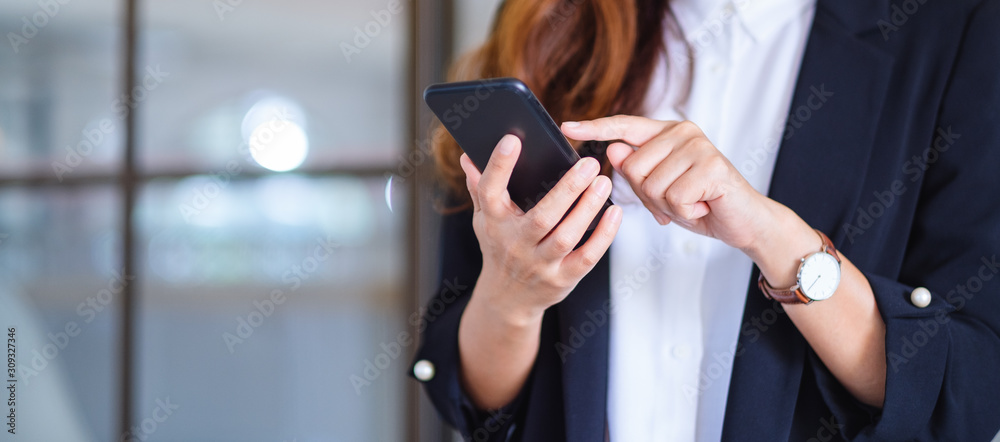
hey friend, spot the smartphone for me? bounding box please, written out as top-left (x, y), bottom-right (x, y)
top-left (423, 77), bottom-right (612, 230)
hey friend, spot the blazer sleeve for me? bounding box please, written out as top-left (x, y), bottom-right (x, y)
top-left (409, 207), bottom-right (530, 441)
top-left (811, 1), bottom-right (1000, 440)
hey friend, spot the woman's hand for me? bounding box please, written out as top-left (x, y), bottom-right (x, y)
top-left (561, 116), bottom-right (779, 252)
top-left (457, 133), bottom-right (622, 410)
top-left (563, 116), bottom-right (887, 408)
top-left (461, 134), bottom-right (623, 326)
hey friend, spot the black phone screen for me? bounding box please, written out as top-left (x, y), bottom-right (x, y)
top-left (424, 77), bottom-right (611, 228)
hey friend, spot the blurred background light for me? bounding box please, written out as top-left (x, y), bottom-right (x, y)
top-left (241, 94), bottom-right (309, 172)
top-left (385, 175), bottom-right (395, 213)
top-left (248, 119), bottom-right (309, 172)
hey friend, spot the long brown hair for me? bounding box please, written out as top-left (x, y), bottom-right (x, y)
top-left (434, 0), bottom-right (669, 208)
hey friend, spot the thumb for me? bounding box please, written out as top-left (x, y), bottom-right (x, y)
top-left (605, 142), bottom-right (633, 173)
top-left (459, 154), bottom-right (482, 212)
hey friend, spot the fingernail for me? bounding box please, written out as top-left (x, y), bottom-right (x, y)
top-left (593, 176), bottom-right (610, 195)
top-left (562, 121), bottom-right (580, 128)
top-left (608, 205), bottom-right (622, 222)
top-left (576, 158), bottom-right (599, 175)
top-left (498, 135), bottom-right (515, 155)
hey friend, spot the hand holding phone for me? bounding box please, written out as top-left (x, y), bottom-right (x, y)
top-left (452, 131), bottom-right (622, 415)
top-left (457, 130), bottom-right (622, 314)
top-left (424, 78), bottom-right (623, 318)
top-left (424, 78), bottom-right (614, 230)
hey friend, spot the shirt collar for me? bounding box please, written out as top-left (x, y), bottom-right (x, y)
top-left (670, 0), bottom-right (816, 44)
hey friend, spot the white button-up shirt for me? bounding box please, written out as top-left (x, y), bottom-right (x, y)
top-left (607, 0), bottom-right (816, 440)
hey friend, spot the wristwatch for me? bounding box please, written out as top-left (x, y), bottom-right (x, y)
top-left (758, 229), bottom-right (841, 304)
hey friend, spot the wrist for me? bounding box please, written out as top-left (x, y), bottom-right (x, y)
top-left (745, 201), bottom-right (821, 289)
top-left (470, 271), bottom-right (546, 329)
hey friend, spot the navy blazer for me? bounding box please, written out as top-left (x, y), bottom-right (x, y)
top-left (411, 0), bottom-right (1000, 440)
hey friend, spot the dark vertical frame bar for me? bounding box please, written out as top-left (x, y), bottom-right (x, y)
top-left (118, 0), bottom-right (138, 436)
top-left (407, 0), bottom-right (453, 440)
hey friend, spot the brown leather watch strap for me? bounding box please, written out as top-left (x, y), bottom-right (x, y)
top-left (757, 230), bottom-right (840, 304)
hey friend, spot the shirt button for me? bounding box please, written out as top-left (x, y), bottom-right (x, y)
top-left (413, 360), bottom-right (435, 381)
top-left (910, 287), bottom-right (932, 308)
top-left (672, 345), bottom-right (692, 360)
top-left (710, 63), bottom-right (725, 74)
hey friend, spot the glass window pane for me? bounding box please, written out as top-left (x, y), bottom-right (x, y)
top-left (0, 186), bottom-right (121, 441)
top-left (0, 0), bottom-right (122, 179)
top-left (136, 175), bottom-right (406, 440)
top-left (138, 0), bottom-right (407, 174)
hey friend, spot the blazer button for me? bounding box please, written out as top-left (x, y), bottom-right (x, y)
top-left (413, 360), bottom-right (435, 382)
top-left (910, 287), bottom-right (932, 308)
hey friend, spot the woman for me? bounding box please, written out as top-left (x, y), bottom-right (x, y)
top-left (412, 0), bottom-right (1000, 440)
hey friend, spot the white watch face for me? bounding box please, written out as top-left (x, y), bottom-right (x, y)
top-left (798, 252), bottom-right (841, 301)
